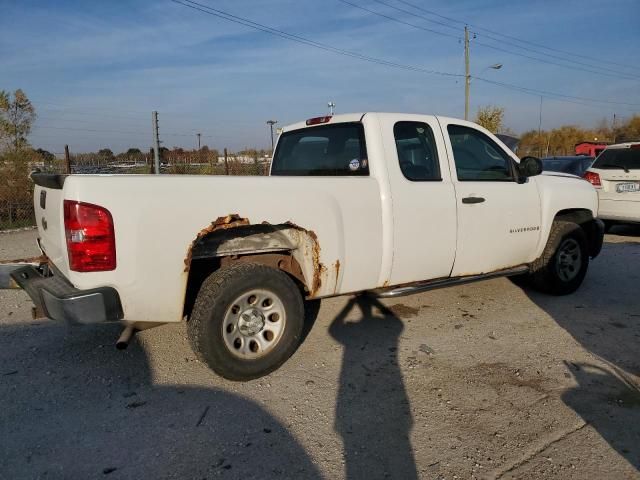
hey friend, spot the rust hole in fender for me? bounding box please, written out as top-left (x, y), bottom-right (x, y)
top-left (184, 216), bottom-right (327, 298)
top-left (184, 214), bottom-right (250, 272)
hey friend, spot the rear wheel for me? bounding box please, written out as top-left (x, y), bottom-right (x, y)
top-left (188, 262), bottom-right (304, 381)
top-left (529, 221), bottom-right (589, 295)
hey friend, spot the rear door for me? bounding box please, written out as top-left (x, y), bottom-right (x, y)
top-left (439, 120), bottom-right (541, 276)
top-left (378, 114), bottom-right (457, 285)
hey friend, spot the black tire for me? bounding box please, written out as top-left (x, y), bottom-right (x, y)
top-left (529, 221), bottom-right (589, 295)
top-left (188, 262), bottom-right (304, 381)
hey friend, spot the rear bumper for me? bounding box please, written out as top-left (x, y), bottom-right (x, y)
top-left (1, 262), bottom-right (123, 324)
top-left (598, 198), bottom-right (640, 223)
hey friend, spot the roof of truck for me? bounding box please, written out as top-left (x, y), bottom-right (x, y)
top-left (282, 112), bottom-right (480, 133)
top-left (282, 113), bottom-right (366, 132)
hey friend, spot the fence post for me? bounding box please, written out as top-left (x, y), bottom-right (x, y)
top-left (64, 145), bottom-right (71, 173)
top-left (224, 148), bottom-right (229, 175)
top-left (148, 148), bottom-right (154, 174)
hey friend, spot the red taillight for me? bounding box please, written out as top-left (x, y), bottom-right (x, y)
top-left (631, 143), bottom-right (640, 150)
top-left (63, 200), bottom-right (116, 272)
top-left (582, 171), bottom-right (601, 187)
top-left (305, 116), bottom-right (332, 126)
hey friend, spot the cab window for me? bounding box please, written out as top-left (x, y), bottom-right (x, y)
top-left (394, 122), bottom-right (441, 181)
top-left (271, 123), bottom-right (368, 176)
top-left (447, 125), bottom-right (514, 181)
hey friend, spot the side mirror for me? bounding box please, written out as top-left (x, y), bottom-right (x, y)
top-left (518, 156), bottom-right (543, 178)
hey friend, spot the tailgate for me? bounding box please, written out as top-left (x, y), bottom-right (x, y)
top-left (32, 173), bottom-right (69, 272)
top-left (594, 168), bottom-right (640, 201)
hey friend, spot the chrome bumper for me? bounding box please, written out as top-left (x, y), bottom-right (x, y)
top-left (1, 260), bottom-right (123, 324)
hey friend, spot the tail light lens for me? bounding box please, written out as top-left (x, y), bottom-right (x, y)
top-left (306, 116), bottom-right (332, 126)
top-left (64, 200), bottom-right (116, 272)
top-left (583, 171), bottom-right (601, 187)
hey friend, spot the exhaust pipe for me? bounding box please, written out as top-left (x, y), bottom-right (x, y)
top-left (116, 325), bottom-right (136, 350)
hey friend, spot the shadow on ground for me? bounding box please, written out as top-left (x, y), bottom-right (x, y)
top-left (523, 238), bottom-right (640, 472)
top-left (329, 295), bottom-right (417, 479)
top-left (0, 321), bottom-right (321, 479)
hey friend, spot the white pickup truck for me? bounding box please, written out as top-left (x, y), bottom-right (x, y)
top-left (1, 113), bottom-right (604, 380)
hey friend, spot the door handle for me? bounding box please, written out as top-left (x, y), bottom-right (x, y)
top-left (462, 196), bottom-right (485, 204)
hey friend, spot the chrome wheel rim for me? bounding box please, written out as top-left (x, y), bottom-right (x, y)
top-left (222, 289), bottom-right (286, 359)
top-left (555, 238), bottom-right (582, 282)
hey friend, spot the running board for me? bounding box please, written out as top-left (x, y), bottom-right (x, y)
top-left (372, 265), bottom-right (530, 299)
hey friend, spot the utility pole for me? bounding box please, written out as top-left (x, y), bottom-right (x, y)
top-left (64, 145), bottom-right (71, 174)
top-left (464, 26), bottom-right (470, 121)
top-left (266, 120), bottom-right (278, 154)
top-left (224, 147), bottom-right (229, 175)
top-left (152, 111), bottom-right (161, 174)
top-left (538, 96), bottom-right (543, 157)
top-left (612, 113), bottom-right (617, 143)
top-left (196, 133), bottom-right (201, 150)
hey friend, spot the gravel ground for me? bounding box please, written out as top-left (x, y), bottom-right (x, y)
top-left (0, 227), bottom-right (639, 480)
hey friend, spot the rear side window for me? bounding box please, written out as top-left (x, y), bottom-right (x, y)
top-left (394, 122), bottom-right (441, 181)
top-left (271, 123), bottom-right (368, 176)
top-left (592, 147), bottom-right (640, 171)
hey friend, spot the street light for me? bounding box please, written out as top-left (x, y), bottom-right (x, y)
top-left (328, 101), bottom-right (336, 115)
top-left (266, 120), bottom-right (278, 154)
top-left (480, 63), bottom-right (503, 75)
top-left (465, 62), bottom-right (503, 120)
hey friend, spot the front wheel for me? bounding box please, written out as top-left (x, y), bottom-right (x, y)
top-left (529, 221), bottom-right (589, 295)
top-left (188, 262), bottom-right (305, 381)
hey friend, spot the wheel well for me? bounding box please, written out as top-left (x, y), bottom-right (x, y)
top-left (183, 252), bottom-right (307, 319)
top-left (553, 208), bottom-right (603, 258)
top-left (553, 208), bottom-right (594, 226)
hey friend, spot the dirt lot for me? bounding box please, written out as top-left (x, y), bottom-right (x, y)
top-left (1, 228), bottom-right (639, 480)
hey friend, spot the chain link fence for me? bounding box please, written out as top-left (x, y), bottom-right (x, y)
top-left (0, 151), bottom-right (271, 231)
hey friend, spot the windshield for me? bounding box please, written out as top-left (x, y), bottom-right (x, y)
top-left (592, 147), bottom-right (640, 171)
top-left (271, 123), bottom-right (368, 176)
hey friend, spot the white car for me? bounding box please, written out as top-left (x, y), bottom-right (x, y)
top-left (583, 142), bottom-right (640, 230)
top-left (1, 113), bottom-right (604, 380)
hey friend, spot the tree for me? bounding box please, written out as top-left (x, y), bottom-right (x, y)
top-left (35, 148), bottom-right (55, 164)
top-left (474, 105), bottom-right (504, 133)
top-left (97, 148), bottom-right (114, 160)
top-left (616, 115), bottom-right (640, 142)
top-left (0, 89), bottom-right (36, 151)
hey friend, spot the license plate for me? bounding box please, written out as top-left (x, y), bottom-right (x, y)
top-left (616, 182), bottom-right (640, 193)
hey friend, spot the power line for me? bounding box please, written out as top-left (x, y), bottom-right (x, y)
top-left (36, 103), bottom-right (289, 128)
top-left (359, 0), bottom-right (638, 81)
top-left (32, 124), bottom-right (233, 139)
top-left (337, 0), bottom-right (460, 40)
top-left (390, 0), bottom-right (640, 76)
top-left (473, 76), bottom-right (640, 109)
top-left (170, 0), bottom-right (463, 79)
top-left (172, 0), bottom-right (640, 109)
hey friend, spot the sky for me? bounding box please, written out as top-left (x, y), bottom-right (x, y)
top-left (1, 0), bottom-right (639, 153)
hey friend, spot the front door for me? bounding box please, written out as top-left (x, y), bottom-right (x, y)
top-left (441, 121), bottom-right (541, 277)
